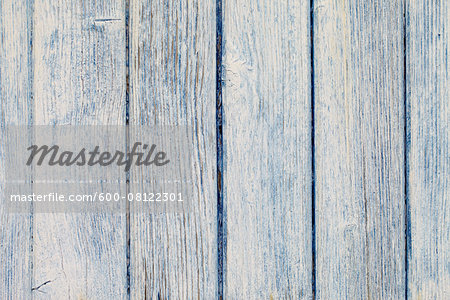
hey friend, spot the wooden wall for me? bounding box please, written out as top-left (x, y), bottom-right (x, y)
top-left (0, 0), bottom-right (447, 298)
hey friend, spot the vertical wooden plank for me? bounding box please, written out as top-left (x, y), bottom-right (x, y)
top-left (0, 0), bottom-right (32, 298)
top-left (129, 0), bottom-right (217, 298)
top-left (31, 0), bottom-right (127, 298)
top-left (314, 0), bottom-right (405, 299)
top-left (407, 0), bottom-right (449, 298)
top-left (223, 0), bottom-right (312, 298)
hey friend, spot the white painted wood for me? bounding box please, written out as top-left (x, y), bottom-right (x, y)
top-left (129, 0), bottom-right (217, 298)
top-left (2, 1), bottom-right (448, 299)
top-left (407, 0), bottom-right (449, 298)
top-left (222, 0), bottom-right (312, 298)
top-left (31, 0), bottom-right (127, 298)
top-left (0, 0), bottom-right (33, 298)
top-left (314, 1), bottom-right (406, 299)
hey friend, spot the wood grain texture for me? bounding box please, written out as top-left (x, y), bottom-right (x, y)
top-left (2, 0), bottom-right (449, 298)
top-left (129, 0), bottom-right (217, 298)
top-left (222, 0), bottom-right (312, 298)
top-left (407, 0), bottom-right (449, 298)
top-left (0, 0), bottom-right (33, 298)
top-left (314, 0), bottom-right (406, 298)
top-left (31, 0), bottom-right (127, 298)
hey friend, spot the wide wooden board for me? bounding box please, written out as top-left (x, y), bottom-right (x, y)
top-left (222, 0), bottom-right (312, 298)
top-left (129, 0), bottom-right (217, 298)
top-left (31, 0), bottom-right (127, 298)
top-left (314, 0), bottom-right (406, 298)
top-left (407, 0), bottom-right (449, 298)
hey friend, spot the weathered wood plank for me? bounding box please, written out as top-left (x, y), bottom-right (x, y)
top-left (407, 0), bottom-right (449, 298)
top-left (314, 0), bottom-right (406, 298)
top-left (129, 0), bottom-right (217, 298)
top-left (0, 0), bottom-right (33, 298)
top-left (222, 0), bottom-right (312, 298)
top-left (31, 0), bottom-right (127, 298)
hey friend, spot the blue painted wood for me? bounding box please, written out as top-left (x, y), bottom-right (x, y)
top-left (0, 0), bottom-right (448, 298)
top-left (30, 0), bottom-right (127, 298)
top-left (222, 0), bottom-right (313, 298)
top-left (0, 0), bottom-right (33, 298)
top-left (314, 0), bottom-right (406, 298)
top-left (406, 0), bottom-right (449, 298)
top-left (128, 0), bottom-right (218, 298)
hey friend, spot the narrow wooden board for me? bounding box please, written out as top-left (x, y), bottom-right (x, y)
top-left (314, 0), bottom-right (406, 298)
top-left (222, 0), bottom-right (312, 298)
top-left (0, 0), bottom-right (33, 298)
top-left (31, 0), bottom-right (127, 298)
top-left (129, 0), bottom-right (217, 298)
top-left (407, 0), bottom-right (449, 298)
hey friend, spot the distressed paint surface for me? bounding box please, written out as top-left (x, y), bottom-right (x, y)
top-left (0, 0), bottom-right (32, 298)
top-left (129, 0), bottom-right (217, 298)
top-left (0, 0), bottom-right (448, 299)
top-left (314, 0), bottom-right (406, 299)
top-left (407, 0), bottom-right (449, 298)
top-left (222, 0), bottom-right (312, 298)
top-left (31, 0), bottom-right (127, 298)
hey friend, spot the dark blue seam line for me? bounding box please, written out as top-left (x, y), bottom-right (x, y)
top-left (404, 2), bottom-right (410, 299)
top-left (216, 0), bottom-right (225, 298)
top-left (28, 0), bottom-right (35, 294)
top-left (125, 0), bottom-right (131, 298)
top-left (310, 0), bottom-right (316, 299)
